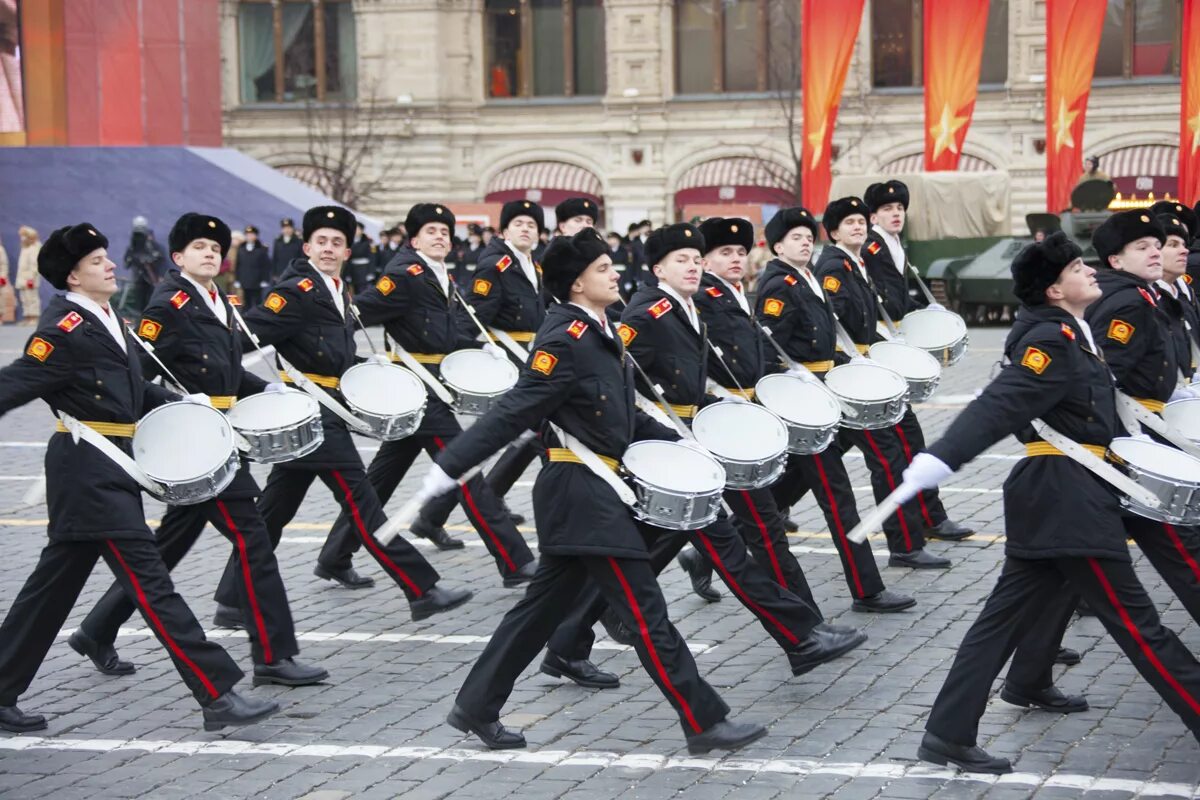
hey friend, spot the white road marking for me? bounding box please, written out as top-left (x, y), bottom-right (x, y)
top-left (0, 476), bottom-right (40, 481)
top-left (0, 736), bottom-right (1193, 797)
top-left (273, 536), bottom-right (885, 557)
top-left (851, 486), bottom-right (1002, 494)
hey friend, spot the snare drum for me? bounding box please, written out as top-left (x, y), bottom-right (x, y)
top-left (622, 440), bottom-right (725, 530)
top-left (133, 402), bottom-right (239, 505)
top-left (825, 362), bottom-right (909, 430)
top-left (340, 362), bottom-right (427, 440)
top-left (868, 341), bottom-right (942, 403)
top-left (440, 349), bottom-right (520, 416)
top-left (1108, 437), bottom-right (1200, 524)
top-left (692, 401), bottom-right (789, 489)
top-left (227, 390), bottom-right (324, 464)
top-left (899, 308), bottom-right (969, 366)
top-left (1163, 398), bottom-right (1200, 443)
top-left (754, 373), bottom-right (841, 454)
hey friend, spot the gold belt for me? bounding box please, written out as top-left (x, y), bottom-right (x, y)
top-left (55, 420), bottom-right (136, 438)
top-left (1025, 442), bottom-right (1108, 459)
top-left (546, 447), bottom-right (619, 471)
top-left (835, 343), bottom-right (870, 355)
top-left (656, 402), bottom-right (698, 419)
top-left (208, 395), bottom-right (236, 410)
top-left (279, 371), bottom-right (340, 389)
top-left (724, 387), bottom-right (755, 400)
top-left (800, 360), bottom-right (834, 373)
top-left (505, 331), bottom-right (536, 343)
top-left (1134, 397), bottom-right (1166, 413)
top-left (387, 352), bottom-right (445, 365)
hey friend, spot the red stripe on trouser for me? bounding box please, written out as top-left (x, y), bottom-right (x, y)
top-left (431, 436), bottom-right (519, 572)
top-left (1162, 523), bottom-right (1200, 584)
top-left (104, 540), bottom-right (219, 699)
top-left (813, 455), bottom-right (866, 598)
top-left (1087, 557), bottom-right (1200, 716)
top-left (862, 430), bottom-right (913, 550)
top-left (330, 470), bottom-right (423, 597)
top-left (217, 500), bottom-right (273, 664)
top-left (739, 490), bottom-right (787, 589)
top-left (606, 557), bottom-right (702, 734)
top-left (694, 530), bottom-right (800, 646)
top-left (893, 424), bottom-right (935, 527)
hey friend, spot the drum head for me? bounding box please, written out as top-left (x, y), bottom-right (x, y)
top-left (825, 363), bottom-right (908, 402)
top-left (134, 402), bottom-right (235, 481)
top-left (228, 390), bottom-right (318, 431)
top-left (899, 309), bottom-right (968, 350)
top-left (440, 349), bottom-right (519, 395)
top-left (1110, 438), bottom-right (1200, 482)
top-left (341, 363), bottom-right (426, 415)
top-left (624, 441), bottom-right (725, 494)
top-left (1163, 399), bottom-right (1200, 442)
top-left (754, 374), bottom-right (841, 427)
top-left (868, 341), bottom-right (941, 381)
top-left (693, 402), bottom-right (788, 461)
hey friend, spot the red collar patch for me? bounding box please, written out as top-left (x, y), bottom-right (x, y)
top-left (705, 286), bottom-right (723, 298)
top-left (57, 311), bottom-right (83, 332)
top-left (298, 278), bottom-right (315, 292)
top-left (866, 241), bottom-right (882, 255)
top-left (783, 274), bottom-right (798, 286)
top-left (228, 295), bottom-right (241, 306)
top-left (1060, 323), bottom-right (1076, 340)
top-left (169, 290), bottom-right (190, 309)
top-left (843, 259), bottom-right (853, 271)
top-left (1185, 274), bottom-right (1194, 285)
top-left (407, 263), bottom-right (424, 276)
top-left (648, 297), bottom-right (673, 319)
top-left (566, 320), bottom-right (588, 339)
top-left (1138, 286), bottom-right (1157, 307)
top-left (496, 255), bottom-right (512, 272)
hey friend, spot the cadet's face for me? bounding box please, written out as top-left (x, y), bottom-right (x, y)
top-left (703, 245), bottom-right (748, 284)
top-left (559, 216), bottom-right (594, 236)
top-left (1110, 236), bottom-right (1163, 282)
top-left (1162, 235), bottom-right (1189, 281)
top-left (872, 202), bottom-right (906, 235)
top-left (1049, 259), bottom-right (1100, 307)
top-left (572, 254), bottom-right (620, 306)
top-left (504, 216), bottom-right (539, 253)
top-left (68, 248), bottom-right (118, 298)
top-left (654, 248), bottom-right (703, 297)
top-left (303, 228), bottom-right (351, 276)
top-left (414, 222), bottom-right (451, 260)
top-left (173, 238), bottom-right (222, 282)
top-left (832, 215), bottom-right (868, 247)
top-left (774, 226), bottom-right (814, 267)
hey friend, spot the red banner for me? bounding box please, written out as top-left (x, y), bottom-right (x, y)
top-left (1181, 0), bottom-right (1200, 205)
top-left (923, 0), bottom-right (989, 171)
top-left (1045, 0), bottom-right (1106, 212)
top-left (801, 0), bottom-right (865, 210)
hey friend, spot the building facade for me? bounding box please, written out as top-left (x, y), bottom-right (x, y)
top-left (219, 0), bottom-right (1185, 235)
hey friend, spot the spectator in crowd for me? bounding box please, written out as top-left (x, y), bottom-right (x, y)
top-left (271, 217), bottom-right (303, 281)
top-left (217, 229), bottom-right (244, 295)
top-left (1077, 155), bottom-right (1110, 185)
top-left (455, 224), bottom-right (484, 273)
top-left (746, 235), bottom-right (771, 292)
top-left (348, 221), bottom-right (376, 293)
top-left (376, 226), bottom-right (404, 272)
top-left (16, 226), bottom-right (41, 325)
top-left (121, 215), bottom-right (168, 315)
top-left (0, 234), bottom-right (12, 324)
top-left (236, 225), bottom-right (272, 306)
top-left (481, 226), bottom-right (496, 246)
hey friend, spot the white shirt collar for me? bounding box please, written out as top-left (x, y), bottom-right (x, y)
top-left (65, 292), bottom-right (126, 352)
top-left (569, 303), bottom-right (612, 337)
top-left (510, 244), bottom-right (540, 288)
top-left (1179, 278), bottom-right (1194, 300)
top-left (873, 224), bottom-right (907, 275)
top-left (1157, 278), bottom-right (1180, 298)
top-left (310, 262), bottom-right (347, 318)
top-left (180, 273), bottom-right (228, 326)
top-left (658, 283), bottom-right (700, 333)
top-left (417, 250), bottom-right (450, 296)
top-left (1074, 316), bottom-right (1098, 352)
top-left (780, 259), bottom-right (824, 301)
top-left (710, 273), bottom-right (751, 315)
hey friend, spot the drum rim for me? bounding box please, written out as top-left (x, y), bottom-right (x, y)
top-left (867, 341), bottom-right (943, 380)
top-left (341, 363), bottom-right (427, 416)
top-left (440, 348), bottom-right (520, 396)
top-left (228, 391), bottom-right (319, 432)
top-left (754, 374), bottom-right (842, 426)
top-left (624, 440), bottom-right (727, 494)
top-left (134, 401), bottom-right (238, 481)
top-left (1109, 437), bottom-right (1200, 484)
top-left (825, 363), bottom-right (909, 403)
top-left (692, 403), bottom-right (790, 462)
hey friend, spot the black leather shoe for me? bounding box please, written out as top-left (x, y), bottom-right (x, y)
top-left (0, 704), bottom-right (47, 733)
top-left (502, 560), bottom-right (537, 588)
top-left (926, 519), bottom-right (974, 541)
top-left (852, 589), bottom-right (917, 613)
top-left (600, 608), bottom-right (636, 646)
top-left (313, 563), bottom-right (375, 589)
top-left (677, 548), bottom-right (721, 603)
top-left (813, 621), bottom-right (860, 636)
top-left (888, 549), bottom-right (951, 569)
top-left (783, 517), bottom-right (799, 533)
top-left (1000, 684), bottom-right (1089, 713)
top-left (685, 718), bottom-right (767, 755)
top-left (509, 512), bottom-right (526, 526)
top-left (1055, 647), bottom-right (1082, 666)
top-left (410, 584), bottom-right (473, 621)
top-left (68, 629), bottom-right (135, 676)
top-left (1076, 598), bottom-right (1095, 616)
top-left (917, 731), bottom-right (1012, 774)
top-left (541, 651), bottom-right (619, 689)
top-left (447, 704), bottom-right (526, 749)
top-left (201, 690), bottom-right (280, 731)
top-left (411, 516), bottom-right (464, 550)
top-left (253, 658), bottom-right (329, 687)
top-left (212, 603), bottom-right (246, 630)
top-left (787, 627), bottom-right (868, 676)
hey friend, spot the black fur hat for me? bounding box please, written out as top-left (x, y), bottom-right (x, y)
top-left (822, 196), bottom-right (868, 236)
top-left (541, 228), bottom-right (609, 301)
top-left (37, 223), bottom-right (109, 290)
top-left (864, 180), bottom-right (910, 213)
top-left (169, 213), bottom-right (231, 256)
top-left (698, 217), bottom-right (754, 254)
top-left (764, 207), bottom-right (818, 249)
top-left (1092, 210), bottom-right (1165, 265)
top-left (1011, 231), bottom-right (1084, 306)
top-left (404, 203), bottom-right (456, 239)
top-left (302, 205), bottom-right (356, 243)
top-left (643, 223), bottom-right (705, 267)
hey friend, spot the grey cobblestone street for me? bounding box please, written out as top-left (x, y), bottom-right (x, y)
top-left (0, 324), bottom-right (1198, 799)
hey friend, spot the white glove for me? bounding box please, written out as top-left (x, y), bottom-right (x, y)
top-left (264, 382), bottom-right (288, 394)
top-left (183, 393), bottom-right (212, 407)
top-left (927, 302), bottom-right (946, 311)
top-left (723, 394), bottom-right (749, 404)
top-left (369, 353), bottom-right (392, 366)
top-left (420, 464), bottom-right (458, 499)
top-left (901, 452), bottom-right (953, 492)
top-left (483, 342), bottom-right (507, 360)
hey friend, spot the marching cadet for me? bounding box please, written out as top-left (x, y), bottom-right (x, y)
top-left (815, 196), bottom-right (950, 568)
top-left (69, 213), bottom-right (327, 688)
top-left (212, 205), bottom-right (473, 621)
top-left (554, 197), bottom-right (598, 236)
top-left (1154, 214), bottom-right (1195, 379)
top-left (909, 232), bottom-right (1200, 773)
top-left (271, 217), bottom-right (303, 282)
top-left (0, 223), bottom-right (278, 733)
top-left (419, 228), bottom-right (768, 754)
top-left (320, 203), bottom-right (537, 586)
top-left (1150, 201), bottom-right (1200, 353)
top-left (862, 181), bottom-right (973, 542)
top-left (755, 207), bottom-right (915, 612)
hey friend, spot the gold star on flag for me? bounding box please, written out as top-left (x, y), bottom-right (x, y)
top-left (807, 119), bottom-right (828, 168)
top-left (1052, 97), bottom-right (1079, 153)
top-left (929, 103), bottom-right (969, 161)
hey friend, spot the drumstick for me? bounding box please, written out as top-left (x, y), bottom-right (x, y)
top-left (373, 462), bottom-right (487, 544)
top-left (347, 303), bottom-right (386, 358)
top-left (754, 321), bottom-right (860, 421)
top-left (448, 283), bottom-right (500, 348)
top-left (846, 483), bottom-right (911, 544)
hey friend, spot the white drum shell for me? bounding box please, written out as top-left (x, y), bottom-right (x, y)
top-left (1109, 437), bottom-right (1200, 525)
top-left (227, 390), bottom-right (324, 464)
top-left (899, 308), bottom-right (970, 366)
top-left (133, 402), bottom-right (239, 505)
top-left (440, 349), bottom-right (520, 416)
top-left (754, 373), bottom-right (841, 454)
top-left (622, 441), bottom-right (725, 530)
top-left (340, 363), bottom-right (427, 441)
top-left (825, 363), bottom-right (909, 430)
top-left (693, 402), bottom-right (789, 489)
top-left (868, 341), bottom-right (942, 403)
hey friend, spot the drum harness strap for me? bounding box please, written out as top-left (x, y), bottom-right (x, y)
top-left (57, 412), bottom-right (165, 496)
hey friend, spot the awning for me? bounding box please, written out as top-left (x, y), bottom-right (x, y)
top-left (487, 161), bottom-right (603, 196)
top-left (1100, 144), bottom-right (1178, 178)
top-left (676, 157), bottom-right (793, 190)
top-left (879, 153), bottom-right (995, 174)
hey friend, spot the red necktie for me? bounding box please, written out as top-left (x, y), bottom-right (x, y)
top-left (333, 278), bottom-right (341, 291)
top-left (209, 290), bottom-right (217, 304)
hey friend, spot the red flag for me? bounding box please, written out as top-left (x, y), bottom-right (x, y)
top-left (923, 0), bottom-right (990, 171)
top-left (801, 0), bottom-right (865, 210)
top-left (1181, 0), bottom-right (1200, 205)
top-left (1045, 0), bottom-right (1106, 212)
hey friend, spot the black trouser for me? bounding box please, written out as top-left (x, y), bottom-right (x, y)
top-left (838, 427), bottom-right (927, 554)
top-left (456, 551), bottom-right (730, 736)
top-left (0, 538), bottom-right (242, 707)
top-left (892, 407), bottom-right (949, 529)
top-left (421, 434), bottom-right (541, 528)
top-left (216, 463), bottom-right (440, 604)
top-left (547, 514), bottom-right (822, 661)
top-left (926, 555), bottom-right (1200, 746)
top-left (81, 498), bottom-right (299, 665)
top-left (771, 450), bottom-right (886, 600)
top-left (1123, 516), bottom-right (1200, 626)
top-left (723, 486), bottom-right (814, 602)
top-left (323, 433), bottom-right (534, 581)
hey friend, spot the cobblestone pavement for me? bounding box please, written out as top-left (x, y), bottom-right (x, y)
top-left (0, 323), bottom-right (1198, 800)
